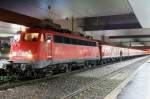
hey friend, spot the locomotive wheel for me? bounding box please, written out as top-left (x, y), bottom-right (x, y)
top-left (16, 71), bottom-right (31, 80)
top-left (33, 70), bottom-right (46, 79)
top-left (16, 72), bottom-right (26, 80)
top-left (83, 64), bottom-right (88, 69)
top-left (45, 68), bottom-right (53, 77)
top-left (65, 64), bottom-right (71, 72)
top-left (0, 69), bottom-right (7, 76)
top-left (88, 64), bottom-right (92, 68)
top-left (26, 69), bottom-right (33, 78)
top-left (93, 62), bottom-right (97, 67)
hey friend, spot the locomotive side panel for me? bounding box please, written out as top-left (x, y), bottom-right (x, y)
top-left (53, 44), bottom-right (100, 61)
top-left (52, 34), bottom-right (100, 63)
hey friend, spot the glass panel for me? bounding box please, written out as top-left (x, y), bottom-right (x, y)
top-left (24, 33), bottom-right (39, 41)
top-left (72, 38), bottom-right (78, 45)
top-left (64, 37), bottom-right (70, 44)
top-left (54, 35), bottom-right (63, 43)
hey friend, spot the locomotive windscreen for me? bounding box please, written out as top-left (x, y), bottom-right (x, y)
top-left (24, 33), bottom-right (39, 41)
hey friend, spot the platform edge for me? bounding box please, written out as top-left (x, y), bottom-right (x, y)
top-left (103, 58), bottom-right (149, 99)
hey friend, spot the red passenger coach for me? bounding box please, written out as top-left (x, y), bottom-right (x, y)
top-left (101, 44), bottom-right (146, 63)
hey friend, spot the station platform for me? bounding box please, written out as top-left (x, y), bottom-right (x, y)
top-left (117, 57), bottom-right (150, 99)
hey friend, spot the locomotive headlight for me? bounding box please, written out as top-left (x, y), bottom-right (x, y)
top-left (23, 51), bottom-right (33, 59)
top-left (27, 53), bottom-right (33, 59)
top-left (9, 51), bottom-right (33, 59)
top-left (9, 52), bottom-right (17, 58)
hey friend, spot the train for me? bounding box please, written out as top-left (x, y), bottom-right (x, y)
top-left (0, 27), bottom-right (147, 79)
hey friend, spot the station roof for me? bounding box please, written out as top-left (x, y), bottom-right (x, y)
top-left (0, 0), bottom-right (150, 49)
top-left (0, 0), bottom-right (132, 19)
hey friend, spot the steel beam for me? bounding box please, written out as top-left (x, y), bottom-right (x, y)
top-left (80, 13), bottom-right (142, 31)
top-left (109, 35), bottom-right (150, 39)
top-left (112, 41), bottom-right (150, 43)
top-left (0, 8), bottom-right (41, 26)
top-left (0, 37), bottom-right (11, 40)
top-left (131, 46), bottom-right (150, 49)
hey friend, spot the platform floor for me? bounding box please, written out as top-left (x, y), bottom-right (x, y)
top-left (117, 57), bottom-right (150, 99)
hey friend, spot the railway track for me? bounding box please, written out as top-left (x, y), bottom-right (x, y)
top-left (0, 56), bottom-right (148, 91)
top-left (62, 56), bottom-right (150, 99)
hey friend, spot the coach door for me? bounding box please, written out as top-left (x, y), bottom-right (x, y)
top-left (45, 34), bottom-right (52, 60)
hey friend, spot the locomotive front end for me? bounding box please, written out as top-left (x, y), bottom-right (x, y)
top-left (8, 31), bottom-right (48, 74)
top-left (9, 33), bottom-right (39, 61)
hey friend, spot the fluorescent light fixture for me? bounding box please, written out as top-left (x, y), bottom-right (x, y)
top-left (0, 33), bottom-right (14, 37)
top-left (131, 44), bottom-right (144, 47)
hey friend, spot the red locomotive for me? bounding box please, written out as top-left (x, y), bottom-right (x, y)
top-left (7, 28), bottom-right (100, 78)
top-left (3, 27), bottom-right (146, 78)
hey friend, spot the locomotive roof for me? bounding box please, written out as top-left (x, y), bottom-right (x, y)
top-left (22, 28), bottom-right (98, 42)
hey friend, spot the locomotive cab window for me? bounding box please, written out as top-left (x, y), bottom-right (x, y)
top-left (24, 33), bottom-right (39, 41)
